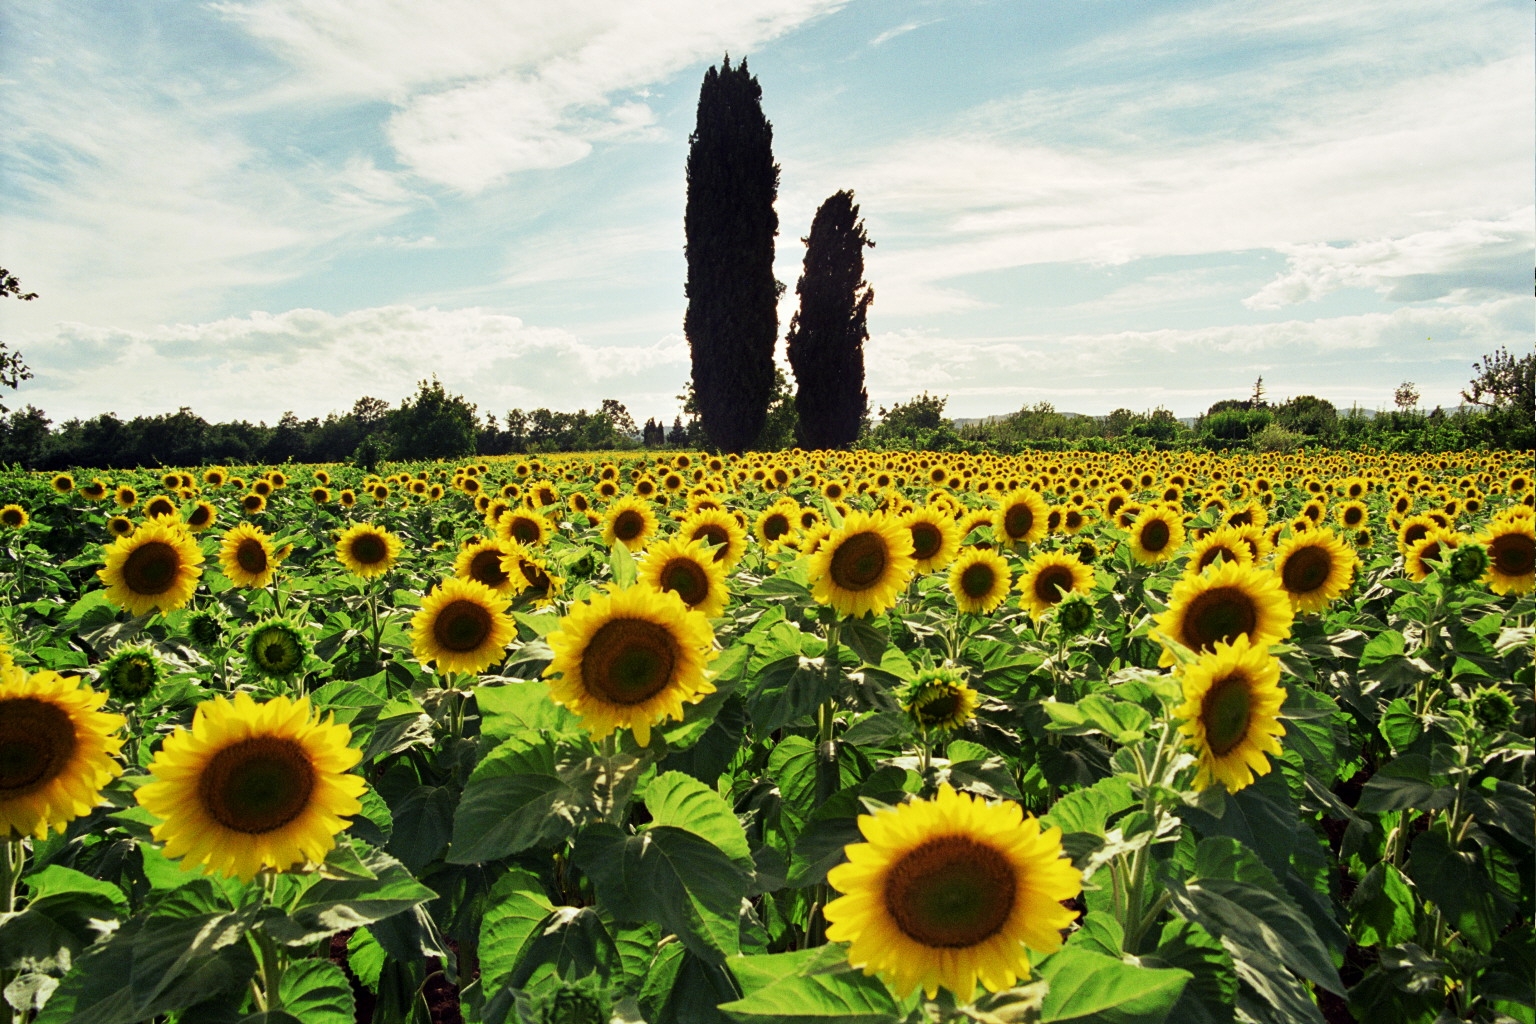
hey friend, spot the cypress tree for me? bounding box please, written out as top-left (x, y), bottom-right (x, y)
top-left (785, 190), bottom-right (873, 450)
top-left (684, 56), bottom-right (781, 454)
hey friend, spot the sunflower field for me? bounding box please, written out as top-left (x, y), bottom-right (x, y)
top-left (0, 448), bottom-right (1531, 1024)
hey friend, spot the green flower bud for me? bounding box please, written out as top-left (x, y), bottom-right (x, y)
top-left (1470, 685), bottom-right (1515, 732)
top-left (245, 618), bottom-right (309, 679)
top-left (187, 609), bottom-right (224, 648)
top-left (1449, 542), bottom-right (1490, 584)
top-left (100, 644), bottom-right (162, 702)
top-left (1057, 593), bottom-right (1095, 635)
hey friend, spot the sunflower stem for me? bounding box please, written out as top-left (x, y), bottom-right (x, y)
top-left (252, 873), bottom-right (287, 1013)
top-left (0, 838), bottom-right (23, 915)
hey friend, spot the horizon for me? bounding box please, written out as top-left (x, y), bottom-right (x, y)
top-left (2, 0), bottom-right (1531, 426)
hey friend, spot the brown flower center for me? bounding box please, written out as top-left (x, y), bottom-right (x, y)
top-left (1180, 586), bottom-right (1258, 652)
top-left (831, 532), bottom-right (889, 591)
top-left (237, 539), bottom-right (268, 575)
top-left (660, 557), bottom-right (709, 607)
top-left (508, 517), bottom-right (542, 545)
top-left (349, 533), bottom-right (388, 565)
top-left (1003, 503), bottom-right (1034, 540)
top-left (1197, 545), bottom-right (1239, 572)
top-left (959, 562), bottom-right (997, 599)
top-left (1139, 519), bottom-right (1171, 553)
top-left (910, 522), bottom-right (943, 561)
top-left (582, 618), bottom-right (678, 706)
top-left (1281, 544), bottom-right (1333, 595)
top-left (199, 737), bottom-right (316, 834)
top-left (884, 836), bottom-right (1017, 948)
top-left (691, 524), bottom-right (732, 562)
top-left (469, 549), bottom-right (509, 588)
top-left (0, 698), bottom-right (76, 797)
top-left (1032, 565), bottom-right (1075, 605)
top-left (612, 510), bottom-right (645, 542)
top-left (433, 599), bottom-right (494, 652)
top-left (124, 541), bottom-right (180, 595)
top-left (1489, 532), bottom-right (1534, 577)
top-left (1200, 672), bottom-right (1253, 756)
top-left (761, 513), bottom-right (791, 542)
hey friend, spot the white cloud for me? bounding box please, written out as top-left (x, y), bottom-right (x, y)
top-left (220, 0), bottom-right (848, 190)
top-left (1242, 210), bottom-right (1534, 308)
top-left (17, 305), bottom-right (692, 422)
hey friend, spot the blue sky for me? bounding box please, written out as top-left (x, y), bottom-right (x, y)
top-left (2, 0), bottom-right (1531, 426)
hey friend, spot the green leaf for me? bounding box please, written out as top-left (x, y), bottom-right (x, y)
top-left (509, 906), bottom-right (621, 989)
top-left (346, 928), bottom-right (386, 993)
top-left (610, 541), bottom-right (638, 587)
top-left (720, 945), bottom-right (901, 1023)
top-left (748, 655), bottom-right (838, 735)
top-left (1144, 918), bottom-right (1237, 1024)
top-left (639, 944), bottom-right (738, 1024)
top-left (478, 868), bottom-right (556, 993)
top-left (263, 846), bottom-right (436, 946)
top-left (273, 959), bottom-right (353, 1024)
top-left (1355, 754), bottom-right (1453, 814)
top-left (1359, 630), bottom-right (1405, 667)
top-left (385, 784), bottom-right (456, 872)
top-left (644, 771), bottom-right (755, 870)
top-left (448, 734), bottom-right (603, 863)
top-left (1037, 946), bottom-right (1190, 1022)
top-left (1347, 862), bottom-right (1416, 947)
top-left (475, 679), bottom-right (581, 741)
top-left (1041, 777), bottom-right (1136, 836)
top-left (573, 822), bottom-right (750, 964)
top-left (1377, 698), bottom-right (1421, 752)
top-left (1405, 825), bottom-right (1515, 953)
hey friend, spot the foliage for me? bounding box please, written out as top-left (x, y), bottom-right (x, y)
top-left (684, 55), bottom-right (782, 454)
top-left (786, 190), bottom-right (873, 450)
top-left (388, 377), bottom-right (479, 461)
top-left (0, 265), bottom-right (37, 413)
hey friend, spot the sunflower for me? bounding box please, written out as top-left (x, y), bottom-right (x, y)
top-left (336, 522), bottom-right (403, 580)
top-left (1153, 560), bottom-right (1293, 667)
top-left (135, 692), bottom-right (365, 881)
top-left (0, 504), bottom-right (28, 529)
top-left (638, 536), bottom-right (730, 618)
top-left (1175, 635), bottom-right (1286, 793)
top-left (992, 489), bottom-right (1049, 548)
top-left (246, 619), bottom-right (309, 680)
top-left (241, 492), bottom-right (267, 515)
top-left (603, 496), bottom-right (659, 552)
top-left (98, 520), bottom-right (204, 617)
top-left (544, 585), bottom-right (716, 746)
top-left (411, 577), bottom-right (516, 676)
top-left (106, 515), bottom-right (135, 538)
top-left (1188, 527), bottom-right (1255, 574)
top-left (184, 500), bottom-right (216, 532)
top-left (1404, 529), bottom-right (1462, 583)
top-left (0, 667), bottom-right (125, 839)
top-left (1015, 550), bottom-right (1094, 620)
top-left (100, 645), bottom-right (162, 702)
top-left (1128, 506), bottom-right (1186, 565)
top-left (1335, 501), bottom-right (1369, 532)
top-left (142, 494), bottom-right (178, 521)
top-left (1396, 513), bottom-right (1441, 555)
top-left (810, 511), bottom-right (917, 619)
top-left (219, 522), bottom-right (279, 589)
top-left (679, 508), bottom-right (749, 567)
top-left (1272, 527), bottom-right (1356, 614)
top-left (947, 548), bottom-right (1012, 615)
top-left (114, 485), bottom-right (138, 509)
top-left (501, 545), bottom-right (565, 608)
top-left (824, 784), bottom-right (1080, 1003)
top-left (1476, 517), bottom-right (1535, 596)
top-left (903, 668), bottom-right (979, 733)
top-left (754, 503), bottom-right (799, 550)
top-left (81, 479), bottom-right (110, 501)
top-left (902, 507), bottom-right (962, 574)
top-left (498, 509), bottom-right (552, 548)
top-left (454, 538), bottom-right (525, 598)
top-left (50, 473), bottom-right (75, 493)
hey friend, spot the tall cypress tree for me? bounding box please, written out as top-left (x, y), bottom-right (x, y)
top-left (785, 190), bottom-right (873, 450)
top-left (684, 56), bottom-right (781, 454)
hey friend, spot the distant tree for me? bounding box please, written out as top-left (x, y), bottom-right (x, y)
top-left (755, 367), bottom-right (799, 450)
top-left (0, 267), bottom-right (37, 413)
top-left (352, 395), bottom-right (391, 428)
top-left (1394, 381), bottom-right (1420, 410)
top-left (684, 55), bottom-right (781, 453)
top-left (1462, 346), bottom-right (1535, 417)
top-left (786, 190), bottom-right (874, 450)
top-left (668, 417), bottom-right (688, 446)
top-left (389, 378), bottom-right (478, 460)
top-left (1249, 376), bottom-right (1267, 408)
top-left (1104, 408), bottom-right (1138, 437)
top-left (503, 409), bottom-right (530, 452)
top-left (600, 399), bottom-right (639, 442)
top-left (1273, 395), bottom-right (1338, 436)
top-left (875, 393), bottom-right (948, 438)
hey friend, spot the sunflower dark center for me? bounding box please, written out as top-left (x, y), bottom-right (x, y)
top-left (0, 698), bottom-right (76, 797)
top-left (762, 514), bottom-right (791, 542)
top-left (884, 836), bottom-right (1017, 948)
top-left (1228, 509), bottom-right (1253, 527)
top-left (1200, 673), bottom-right (1253, 755)
top-left (509, 518), bottom-right (541, 544)
top-left (1402, 523), bottom-right (1430, 547)
top-left (910, 522), bottom-right (943, 561)
top-left (470, 550), bottom-right (509, 587)
top-left (582, 618), bottom-right (678, 706)
top-left (1281, 545), bottom-right (1333, 595)
top-left (1003, 504), bottom-right (1034, 539)
top-left (691, 525), bottom-right (731, 561)
top-left (1489, 533), bottom-right (1535, 576)
top-left (1198, 545), bottom-right (1239, 571)
top-left (124, 542), bottom-right (180, 595)
top-left (434, 600), bottom-right (494, 652)
top-left (914, 690), bottom-right (961, 727)
top-left (1140, 520), bottom-right (1171, 552)
top-left (1181, 586), bottom-right (1258, 652)
top-left (237, 539), bottom-right (268, 575)
top-left (1033, 565), bottom-right (1074, 605)
top-left (661, 558), bottom-right (709, 607)
top-left (613, 510), bottom-right (645, 541)
top-left (187, 505), bottom-right (212, 527)
top-left (959, 562), bottom-right (998, 599)
top-left (350, 533), bottom-right (388, 565)
top-left (1343, 507), bottom-right (1364, 527)
top-left (831, 532), bottom-right (889, 591)
top-left (2, 509), bottom-right (24, 527)
top-left (199, 737), bottom-right (316, 834)
top-left (520, 561), bottom-right (551, 592)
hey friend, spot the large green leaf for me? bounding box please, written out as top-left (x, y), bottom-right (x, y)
top-left (1347, 862), bottom-right (1416, 947)
top-left (643, 771), bottom-right (755, 870)
top-left (573, 822), bottom-right (750, 964)
top-left (477, 868), bottom-right (556, 993)
top-left (475, 679), bottom-right (581, 741)
top-left (0, 866), bottom-right (128, 971)
top-left (508, 906), bottom-right (621, 989)
top-left (1405, 825), bottom-right (1515, 953)
top-left (273, 959), bottom-right (353, 1024)
top-left (1037, 946), bottom-right (1190, 1022)
top-left (448, 733), bottom-right (607, 863)
top-left (263, 846), bottom-right (435, 946)
top-left (720, 945), bottom-right (901, 1023)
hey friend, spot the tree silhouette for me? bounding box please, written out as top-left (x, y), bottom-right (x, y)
top-left (684, 56), bottom-right (781, 453)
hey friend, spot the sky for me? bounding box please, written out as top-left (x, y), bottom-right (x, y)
top-left (2, 0), bottom-right (1531, 428)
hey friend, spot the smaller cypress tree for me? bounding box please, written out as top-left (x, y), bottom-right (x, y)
top-left (785, 190), bottom-right (873, 450)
